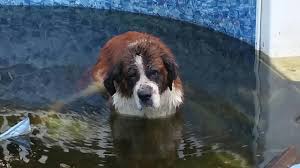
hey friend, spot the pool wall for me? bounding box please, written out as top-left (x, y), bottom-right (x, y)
top-left (0, 0), bottom-right (256, 45)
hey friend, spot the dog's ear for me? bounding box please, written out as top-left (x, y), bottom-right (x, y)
top-left (103, 62), bottom-right (123, 95)
top-left (162, 55), bottom-right (178, 90)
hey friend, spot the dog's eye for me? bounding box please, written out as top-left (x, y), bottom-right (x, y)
top-left (128, 69), bottom-right (137, 79)
top-left (128, 73), bottom-right (136, 78)
top-left (148, 69), bottom-right (159, 78)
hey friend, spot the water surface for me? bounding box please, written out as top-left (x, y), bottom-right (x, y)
top-left (0, 6), bottom-right (257, 168)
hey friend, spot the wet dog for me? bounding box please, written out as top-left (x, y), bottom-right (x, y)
top-left (92, 32), bottom-right (183, 118)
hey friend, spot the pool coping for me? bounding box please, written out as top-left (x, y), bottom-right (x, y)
top-left (259, 52), bottom-right (300, 91)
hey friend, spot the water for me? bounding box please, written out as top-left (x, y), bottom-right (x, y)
top-left (0, 6), bottom-right (257, 167)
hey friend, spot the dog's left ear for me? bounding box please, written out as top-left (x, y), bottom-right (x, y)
top-left (162, 55), bottom-right (178, 90)
top-left (103, 62), bottom-right (123, 95)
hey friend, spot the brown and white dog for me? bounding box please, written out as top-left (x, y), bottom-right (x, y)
top-left (92, 32), bottom-right (183, 118)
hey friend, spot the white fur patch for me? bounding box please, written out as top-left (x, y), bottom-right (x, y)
top-left (112, 86), bottom-right (183, 118)
top-left (133, 56), bottom-right (160, 110)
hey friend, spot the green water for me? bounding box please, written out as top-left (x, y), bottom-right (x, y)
top-left (0, 6), bottom-right (257, 168)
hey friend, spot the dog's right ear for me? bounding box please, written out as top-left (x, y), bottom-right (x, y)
top-left (162, 55), bottom-right (178, 91)
top-left (103, 62), bottom-right (123, 96)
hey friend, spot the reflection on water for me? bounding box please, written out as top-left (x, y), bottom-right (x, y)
top-left (0, 107), bottom-right (114, 167)
top-left (111, 114), bottom-right (183, 168)
top-left (0, 6), bottom-right (257, 168)
top-left (256, 58), bottom-right (300, 166)
top-left (0, 85), bottom-right (255, 167)
top-left (0, 100), bottom-right (253, 168)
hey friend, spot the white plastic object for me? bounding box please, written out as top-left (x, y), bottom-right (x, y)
top-left (291, 164), bottom-right (300, 168)
top-left (0, 117), bottom-right (31, 141)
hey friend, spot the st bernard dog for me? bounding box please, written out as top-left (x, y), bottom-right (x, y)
top-left (92, 31), bottom-right (183, 118)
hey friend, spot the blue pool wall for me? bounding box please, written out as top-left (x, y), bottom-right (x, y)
top-left (0, 0), bottom-right (256, 45)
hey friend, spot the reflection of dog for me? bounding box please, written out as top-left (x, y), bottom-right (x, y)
top-left (92, 31), bottom-right (183, 118)
top-left (111, 113), bottom-right (183, 167)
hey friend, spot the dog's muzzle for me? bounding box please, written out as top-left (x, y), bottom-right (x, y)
top-left (137, 85), bottom-right (153, 107)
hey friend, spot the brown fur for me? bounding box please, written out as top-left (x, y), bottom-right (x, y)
top-left (92, 31), bottom-right (182, 97)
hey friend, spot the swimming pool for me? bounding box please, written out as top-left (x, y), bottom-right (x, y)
top-left (0, 5), bottom-right (294, 168)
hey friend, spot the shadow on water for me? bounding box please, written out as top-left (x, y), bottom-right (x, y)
top-left (0, 6), bottom-right (261, 168)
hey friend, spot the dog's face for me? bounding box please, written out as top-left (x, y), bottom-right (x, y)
top-left (103, 41), bottom-right (178, 110)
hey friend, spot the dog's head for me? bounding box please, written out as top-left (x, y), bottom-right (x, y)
top-left (103, 40), bottom-right (178, 110)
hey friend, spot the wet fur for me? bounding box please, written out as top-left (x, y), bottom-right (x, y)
top-left (92, 31), bottom-right (183, 118)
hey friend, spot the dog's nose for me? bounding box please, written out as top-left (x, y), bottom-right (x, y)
top-left (137, 86), bottom-right (152, 102)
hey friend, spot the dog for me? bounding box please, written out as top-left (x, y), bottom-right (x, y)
top-left (92, 31), bottom-right (183, 118)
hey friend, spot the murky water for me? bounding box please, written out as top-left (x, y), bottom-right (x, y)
top-left (0, 6), bottom-right (257, 167)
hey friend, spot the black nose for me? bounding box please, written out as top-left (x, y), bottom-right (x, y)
top-left (137, 86), bottom-right (152, 102)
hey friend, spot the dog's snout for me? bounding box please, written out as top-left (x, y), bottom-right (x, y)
top-left (137, 85), bottom-right (153, 102)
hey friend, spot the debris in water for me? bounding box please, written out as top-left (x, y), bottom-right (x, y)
top-left (7, 71), bottom-right (13, 80)
top-left (265, 146), bottom-right (300, 168)
top-left (0, 117), bottom-right (31, 141)
top-left (291, 164), bottom-right (300, 168)
top-left (38, 155), bottom-right (48, 164)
